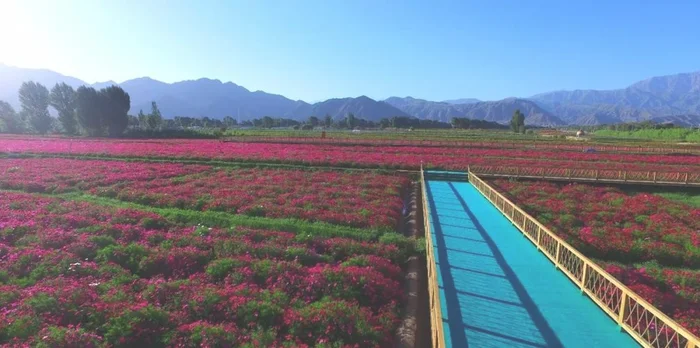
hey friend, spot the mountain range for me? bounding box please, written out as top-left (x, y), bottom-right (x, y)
top-left (1, 63), bottom-right (699, 127)
top-left (382, 97), bottom-right (565, 126)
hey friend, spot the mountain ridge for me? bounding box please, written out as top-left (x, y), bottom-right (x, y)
top-left (384, 96), bottom-right (566, 126)
top-left (529, 71), bottom-right (700, 125)
top-left (1, 63), bottom-right (699, 126)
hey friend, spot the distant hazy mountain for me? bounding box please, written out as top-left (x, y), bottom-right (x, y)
top-left (292, 96), bottom-right (408, 121)
top-left (1, 63), bottom-right (699, 125)
top-left (383, 97), bottom-right (465, 122)
top-left (530, 71), bottom-right (700, 125)
top-left (0, 64), bottom-right (86, 110)
top-left (0, 64), bottom-right (304, 120)
top-left (442, 98), bottom-right (481, 105)
top-left (0, 64), bottom-right (406, 122)
top-left (91, 80), bottom-right (118, 90)
top-left (458, 98), bottom-right (565, 126)
top-left (385, 96), bottom-right (565, 126)
top-left (119, 77), bottom-right (302, 120)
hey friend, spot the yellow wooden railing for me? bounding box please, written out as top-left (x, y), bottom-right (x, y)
top-left (420, 167), bottom-right (447, 348)
top-left (469, 165), bottom-right (700, 186)
top-left (468, 172), bottom-right (700, 348)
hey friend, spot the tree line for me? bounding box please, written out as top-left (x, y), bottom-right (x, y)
top-left (246, 114), bottom-right (511, 130)
top-left (246, 114), bottom-right (454, 130)
top-left (0, 83), bottom-right (533, 135)
top-left (579, 120), bottom-right (691, 132)
top-left (451, 117), bottom-right (508, 130)
top-left (0, 81), bottom-right (166, 137)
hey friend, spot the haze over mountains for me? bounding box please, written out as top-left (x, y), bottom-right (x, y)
top-left (1, 63), bottom-right (699, 127)
top-left (383, 97), bottom-right (566, 126)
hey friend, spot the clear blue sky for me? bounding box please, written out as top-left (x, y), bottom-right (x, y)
top-left (1, 0), bottom-right (699, 102)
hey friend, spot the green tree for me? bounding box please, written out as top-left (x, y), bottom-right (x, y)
top-left (346, 113), bottom-right (356, 129)
top-left (75, 86), bottom-right (104, 136)
top-left (137, 109), bottom-right (148, 129)
top-left (147, 101), bottom-right (162, 129)
top-left (324, 114), bottom-right (332, 128)
top-left (0, 100), bottom-right (24, 133)
top-left (451, 117), bottom-right (468, 129)
top-left (261, 116), bottom-right (274, 128)
top-left (308, 116), bottom-right (319, 127)
top-left (202, 117), bottom-right (212, 128)
top-left (510, 109), bottom-right (525, 133)
top-left (49, 83), bottom-right (78, 135)
top-left (222, 116), bottom-right (237, 127)
top-left (101, 86), bottom-right (131, 137)
top-left (127, 115), bottom-right (139, 128)
top-left (19, 81), bottom-right (51, 134)
top-left (379, 118), bottom-right (390, 129)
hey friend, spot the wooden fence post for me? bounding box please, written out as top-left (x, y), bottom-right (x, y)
top-left (617, 292), bottom-right (628, 326)
top-left (580, 263), bottom-right (587, 291)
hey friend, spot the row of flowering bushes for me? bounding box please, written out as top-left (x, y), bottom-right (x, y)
top-left (1, 136), bottom-right (698, 171)
top-left (0, 158), bottom-right (410, 230)
top-left (488, 179), bottom-right (699, 335)
top-left (6, 133), bottom-right (699, 155)
top-left (0, 158), bottom-right (209, 193)
top-left (222, 135), bottom-right (700, 155)
top-left (602, 261), bottom-right (699, 335)
top-left (95, 166), bottom-right (409, 230)
top-left (0, 191), bottom-right (411, 346)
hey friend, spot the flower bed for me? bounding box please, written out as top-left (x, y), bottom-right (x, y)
top-left (0, 191), bottom-right (408, 346)
top-left (96, 167), bottom-right (409, 230)
top-left (488, 179), bottom-right (700, 335)
top-left (1, 136), bottom-right (698, 171)
top-left (222, 135), bottom-right (700, 155)
top-left (602, 262), bottom-right (699, 335)
top-left (0, 158), bottom-right (409, 230)
top-left (0, 158), bottom-right (209, 193)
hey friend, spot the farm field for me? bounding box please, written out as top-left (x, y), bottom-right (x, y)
top-left (0, 191), bottom-right (409, 347)
top-left (0, 151), bottom-right (420, 346)
top-left (0, 158), bottom-right (409, 230)
top-left (224, 133), bottom-right (700, 153)
top-left (2, 136), bottom-right (699, 172)
top-left (487, 179), bottom-right (700, 335)
top-left (225, 129), bottom-right (700, 147)
top-left (0, 133), bottom-right (699, 346)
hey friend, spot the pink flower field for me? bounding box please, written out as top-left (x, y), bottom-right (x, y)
top-left (0, 134), bottom-right (697, 344)
top-left (95, 167), bottom-right (409, 230)
top-left (489, 179), bottom-right (700, 335)
top-left (2, 136), bottom-right (699, 171)
top-left (0, 191), bottom-right (408, 347)
top-left (0, 158), bottom-right (410, 230)
top-left (0, 158), bottom-right (209, 193)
